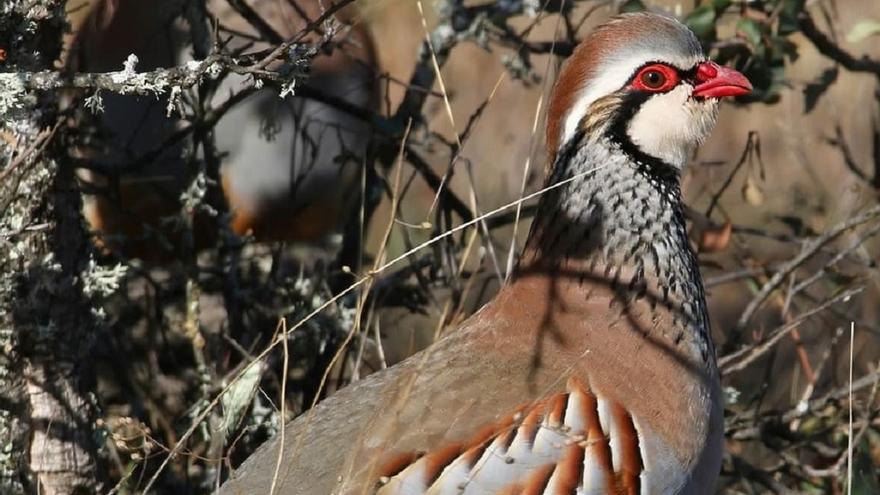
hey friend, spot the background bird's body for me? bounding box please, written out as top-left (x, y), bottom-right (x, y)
top-left (222, 12), bottom-right (751, 494)
top-left (68, 0), bottom-right (377, 258)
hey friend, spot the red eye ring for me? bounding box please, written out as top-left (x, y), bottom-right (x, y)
top-left (632, 64), bottom-right (679, 93)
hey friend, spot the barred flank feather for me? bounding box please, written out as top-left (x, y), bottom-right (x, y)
top-left (376, 378), bottom-right (643, 495)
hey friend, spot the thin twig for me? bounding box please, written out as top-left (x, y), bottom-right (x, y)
top-left (0, 120), bottom-right (60, 183)
top-left (720, 286), bottom-right (863, 374)
top-left (705, 131), bottom-right (759, 218)
top-left (736, 205), bottom-right (880, 330)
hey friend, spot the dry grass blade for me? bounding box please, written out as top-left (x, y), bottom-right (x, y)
top-left (269, 318), bottom-right (290, 495)
top-left (414, 0), bottom-right (508, 283)
top-left (281, 119), bottom-right (413, 477)
top-left (416, 0), bottom-right (459, 150)
top-left (505, 0), bottom-right (569, 280)
top-left (847, 321), bottom-right (854, 495)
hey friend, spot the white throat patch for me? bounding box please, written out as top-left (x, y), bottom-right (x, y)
top-left (626, 84), bottom-right (719, 168)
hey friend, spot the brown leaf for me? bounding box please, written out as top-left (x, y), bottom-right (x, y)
top-left (698, 221), bottom-right (733, 253)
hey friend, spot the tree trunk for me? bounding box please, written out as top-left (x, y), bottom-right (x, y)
top-left (0, 2), bottom-right (103, 493)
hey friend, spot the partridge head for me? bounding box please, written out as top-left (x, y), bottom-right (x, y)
top-left (547, 12), bottom-right (750, 169)
top-left (221, 12), bottom-right (751, 495)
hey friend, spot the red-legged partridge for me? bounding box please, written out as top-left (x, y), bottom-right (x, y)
top-left (222, 12), bottom-right (751, 495)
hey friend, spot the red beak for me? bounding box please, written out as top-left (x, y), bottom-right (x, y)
top-left (692, 61), bottom-right (752, 99)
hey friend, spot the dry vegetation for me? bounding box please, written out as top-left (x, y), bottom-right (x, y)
top-left (2, 0), bottom-right (880, 493)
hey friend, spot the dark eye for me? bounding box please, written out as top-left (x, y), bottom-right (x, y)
top-left (641, 70), bottom-right (666, 89)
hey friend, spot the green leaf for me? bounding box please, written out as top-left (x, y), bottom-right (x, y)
top-left (619, 0), bottom-right (646, 13)
top-left (778, 0), bottom-right (806, 34)
top-left (847, 20), bottom-right (880, 43)
top-left (784, 0), bottom-right (806, 11)
top-left (685, 6), bottom-right (717, 40)
top-left (711, 0), bottom-right (733, 12)
top-left (737, 18), bottom-right (764, 47)
top-left (851, 436), bottom-right (880, 495)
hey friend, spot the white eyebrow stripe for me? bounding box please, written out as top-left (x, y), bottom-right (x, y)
top-left (559, 50), bottom-right (704, 149)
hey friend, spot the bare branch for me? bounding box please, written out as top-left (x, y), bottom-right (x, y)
top-left (798, 11), bottom-right (880, 77)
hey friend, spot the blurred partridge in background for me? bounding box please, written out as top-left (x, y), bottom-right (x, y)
top-left (67, 0), bottom-right (378, 259)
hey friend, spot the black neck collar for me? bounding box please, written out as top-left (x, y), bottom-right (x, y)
top-left (605, 91), bottom-right (682, 185)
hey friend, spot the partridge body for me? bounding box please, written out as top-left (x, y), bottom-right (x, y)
top-left (221, 12), bottom-right (751, 495)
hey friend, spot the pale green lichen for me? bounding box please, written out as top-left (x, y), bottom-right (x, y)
top-left (81, 260), bottom-right (128, 299)
top-left (0, 74), bottom-right (31, 120)
top-left (102, 53), bottom-right (214, 97)
top-left (0, 407), bottom-right (26, 494)
top-left (180, 171), bottom-right (213, 215)
top-left (206, 61), bottom-right (224, 79)
top-left (723, 386), bottom-right (741, 406)
top-left (165, 86), bottom-right (183, 117)
top-left (279, 78), bottom-right (297, 98)
top-left (1, 2), bottom-right (72, 492)
top-left (523, 0), bottom-right (541, 17)
top-left (80, 258), bottom-right (126, 322)
top-left (84, 91), bottom-right (104, 114)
